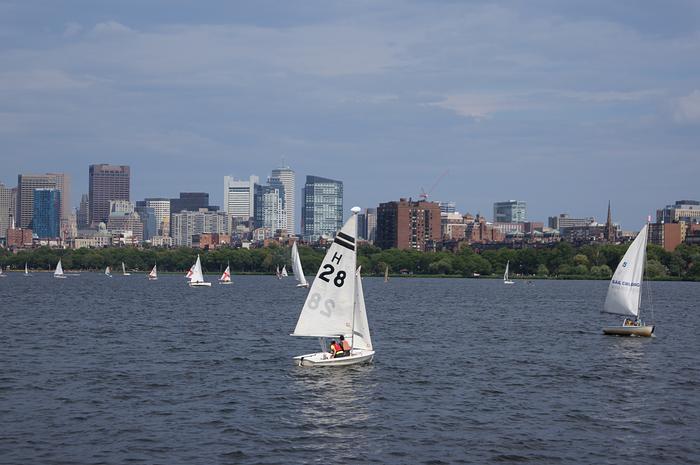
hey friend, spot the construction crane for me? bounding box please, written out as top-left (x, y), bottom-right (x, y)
top-left (419, 169), bottom-right (449, 201)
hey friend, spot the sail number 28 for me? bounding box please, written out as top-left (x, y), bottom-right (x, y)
top-left (318, 264), bottom-right (346, 287)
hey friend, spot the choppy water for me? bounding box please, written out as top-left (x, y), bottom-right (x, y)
top-left (1, 273), bottom-right (698, 464)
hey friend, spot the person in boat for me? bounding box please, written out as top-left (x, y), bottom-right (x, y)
top-left (339, 335), bottom-right (351, 355)
top-left (329, 340), bottom-right (345, 358)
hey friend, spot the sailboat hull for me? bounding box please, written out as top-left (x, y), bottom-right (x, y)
top-left (293, 349), bottom-right (375, 367)
top-left (296, 283), bottom-right (309, 288)
top-left (504, 280), bottom-right (514, 285)
top-left (188, 281), bottom-right (212, 287)
top-left (602, 325), bottom-right (655, 337)
top-left (219, 281), bottom-right (232, 285)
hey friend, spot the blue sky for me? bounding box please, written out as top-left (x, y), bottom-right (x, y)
top-left (1, 0), bottom-right (699, 231)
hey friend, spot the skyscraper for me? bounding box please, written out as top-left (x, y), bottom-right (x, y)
top-left (32, 188), bottom-right (61, 239)
top-left (254, 184), bottom-right (286, 234)
top-left (144, 198), bottom-right (171, 236)
top-left (493, 200), bottom-right (527, 223)
top-left (301, 175), bottom-right (343, 242)
top-left (376, 199), bottom-right (441, 251)
top-left (17, 173), bottom-right (69, 228)
top-left (223, 176), bottom-right (259, 220)
top-left (270, 166), bottom-right (295, 235)
top-left (0, 183), bottom-right (13, 239)
top-left (77, 194), bottom-right (89, 229)
top-left (89, 164), bottom-right (130, 226)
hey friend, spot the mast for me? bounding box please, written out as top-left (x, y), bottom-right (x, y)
top-left (637, 222), bottom-right (649, 318)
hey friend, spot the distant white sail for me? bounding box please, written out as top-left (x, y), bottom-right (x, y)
top-left (54, 260), bottom-right (65, 278)
top-left (291, 242), bottom-right (308, 287)
top-left (219, 264), bottom-right (231, 283)
top-left (122, 262), bottom-right (130, 276)
top-left (604, 225), bottom-right (648, 317)
top-left (190, 255), bottom-right (206, 284)
top-left (148, 264), bottom-right (158, 280)
top-left (281, 265), bottom-right (288, 277)
top-left (105, 266), bottom-right (111, 276)
top-left (352, 267), bottom-right (373, 350)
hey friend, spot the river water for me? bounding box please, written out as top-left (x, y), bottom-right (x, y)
top-left (1, 273), bottom-right (698, 464)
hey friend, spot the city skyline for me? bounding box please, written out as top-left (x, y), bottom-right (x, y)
top-left (2, 1), bottom-right (699, 230)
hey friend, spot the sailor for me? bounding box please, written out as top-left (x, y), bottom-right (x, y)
top-left (339, 335), bottom-right (351, 355)
top-left (329, 340), bottom-right (344, 358)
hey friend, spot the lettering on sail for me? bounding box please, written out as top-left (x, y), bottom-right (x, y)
top-left (612, 279), bottom-right (641, 287)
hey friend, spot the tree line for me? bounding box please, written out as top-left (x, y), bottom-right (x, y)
top-left (1, 242), bottom-right (699, 280)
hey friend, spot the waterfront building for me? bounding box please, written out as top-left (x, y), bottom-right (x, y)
top-left (270, 166), bottom-right (295, 235)
top-left (301, 176), bottom-right (343, 242)
top-left (0, 183), bottom-right (13, 239)
top-left (493, 200), bottom-right (527, 223)
top-left (135, 202), bottom-right (157, 241)
top-left (76, 194), bottom-right (89, 229)
top-left (89, 164), bottom-right (130, 226)
top-left (144, 198), bottom-right (170, 236)
top-left (106, 207), bottom-right (143, 244)
top-left (17, 173), bottom-right (69, 228)
top-left (548, 213), bottom-right (595, 231)
top-left (170, 210), bottom-right (229, 247)
top-left (7, 227), bottom-right (33, 248)
top-left (223, 176), bottom-right (259, 220)
top-left (376, 198), bottom-right (442, 251)
top-left (32, 188), bottom-right (61, 239)
top-left (254, 184), bottom-right (286, 235)
top-left (649, 222), bottom-right (684, 252)
top-left (656, 200), bottom-right (700, 225)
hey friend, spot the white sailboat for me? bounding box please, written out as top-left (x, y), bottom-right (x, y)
top-left (24, 262), bottom-right (30, 277)
top-left (54, 259), bottom-right (66, 279)
top-left (503, 260), bottom-right (514, 284)
top-left (185, 265), bottom-right (194, 280)
top-left (276, 265), bottom-right (282, 279)
top-left (148, 264), bottom-right (158, 280)
top-left (122, 262), bottom-right (131, 276)
top-left (292, 207), bottom-right (375, 367)
top-left (291, 241), bottom-right (309, 288)
top-left (219, 263), bottom-right (232, 285)
top-left (384, 265), bottom-right (389, 283)
top-left (105, 266), bottom-right (112, 277)
top-left (602, 224), bottom-right (654, 337)
top-left (188, 255), bottom-right (211, 287)
top-left (281, 265), bottom-right (288, 277)
top-left (0, 266), bottom-right (6, 278)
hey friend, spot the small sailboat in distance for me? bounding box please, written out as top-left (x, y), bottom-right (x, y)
top-left (54, 259), bottom-right (67, 279)
top-left (276, 265), bottom-right (282, 279)
top-left (384, 265), bottom-right (389, 283)
top-left (281, 265), bottom-right (288, 278)
top-left (292, 207), bottom-right (375, 367)
top-left (148, 264), bottom-right (158, 280)
top-left (219, 263), bottom-right (232, 285)
top-left (105, 266), bottom-right (112, 278)
top-left (291, 241), bottom-right (309, 288)
top-left (0, 265), bottom-right (6, 278)
top-left (602, 224), bottom-right (654, 337)
top-left (122, 262), bottom-right (131, 276)
top-left (24, 262), bottom-right (30, 277)
top-left (503, 260), bottom-right (514, 285)
top-left (188, 255), bottom-right (211, 287)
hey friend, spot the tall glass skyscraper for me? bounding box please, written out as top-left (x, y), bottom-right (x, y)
top-left (301, 175), bottom-right (343, 242)
top-left (493, 200), bottom-right (527, 223)
top-left (89, 164), bottom-right (130, 226)
top-left (32, 188), bottom-right (61, 239)
top-left (270, 166), bottom-right (295, 236)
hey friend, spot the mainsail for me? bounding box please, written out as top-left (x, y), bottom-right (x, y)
top-left (352, 267), bottom-right (373, 350)
top-left (292, 213), bottom-right (358, 338)
top-left (604, 224), bottom-right (648, 317)
top-left (291, 241), bottom-right (308, 287)
top-left (190, 255), bottom-right (205, 283)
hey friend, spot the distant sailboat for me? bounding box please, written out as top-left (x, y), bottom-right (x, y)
top-left (148, 264), bottom-right (158, 281)
top-left (291, 242), bottom-right (309, 288)
top-left (503, 260), bottom-right (514, 285)
top-left (0, 265), bottom-right (6, 278)
top-left (281, 265), bottom-right (288, 277)
top-left (276, 265), bottom-right (282, 280)
top-left (602, 224), bottom-right (655, 337)
top-left (384, 265), bottom-right (389, 283)
top-left (185, 265), bottom-right (194, 280)
top-left (188, 255), bottom-right (211, 287)
top-left (105, 266), bottom-right (112, 278)
top-left (292, 207), bottom-right (375, 367)
top-left (121, 262), bottom-right (131, 276)
top-left (54, 260), bottom-right (66, 279)
top-left (24, 262), bottom-right (30, 277)
top-left (219, 263), bottom-right (232, 285)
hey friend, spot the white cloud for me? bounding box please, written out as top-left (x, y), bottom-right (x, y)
top-left (91, 21), bottom-right (133, 36)
top-left (673, 90), bottom-right (700, 123)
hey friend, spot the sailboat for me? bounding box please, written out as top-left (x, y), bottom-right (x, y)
top-left (602, 224), bottom-right (654, 337)
top-left (121, 262), bottom-right (131, 276)
top-left (105, 266), bottom-right (112, 278)
top-left (54, 260), bottom-right (67, 279)
top-left (0, 266), bottom-right (6, 278)
top-left (503, 260), bottom-right (514, 284)
top-left (148, 264), bottom-right (158, 281)
top-left (24, 263), bottom-right (30, 277)
top-left (291, 242), bottom-right (309, 288)
top-left (384, 265), bottom-right (389, 283)
top-left (185, 265), bottom-right (194, 280)
top-left (188, 255), bottom-right (211, 287)
top-left (276, 265), bottom-right (282, 279)
top-left (281, 265), bottom-right (288, 277)
top-left (291, 207), bottom-right (375, 367)
top-left (219, 263), bottom-right (232, 285)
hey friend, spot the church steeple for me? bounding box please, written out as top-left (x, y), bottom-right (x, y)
top-left (605, 201), bottom-right (615, 242)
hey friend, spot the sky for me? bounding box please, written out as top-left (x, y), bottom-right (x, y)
top-left (1, 0), bottom-right (699, 231)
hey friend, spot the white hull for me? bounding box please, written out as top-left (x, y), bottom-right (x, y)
top-left (603, 325), bottom-right (654, 337)
top-left (54, 275), bottom-right (67, 279)
top-left (293, 349), bottom-right (375, 367)
top-left (123, 273), bottom-right (131, 276)
top-left (148, 277), bottom-right (158, 281)
top-left (296, 283), bottom-right (309, 288)
top-left (219, 281), bottom-right (232, 285)
top-left (188, 281), bottom-right (211, 287)
top-left (504, 280), bottom-right (514, 285)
